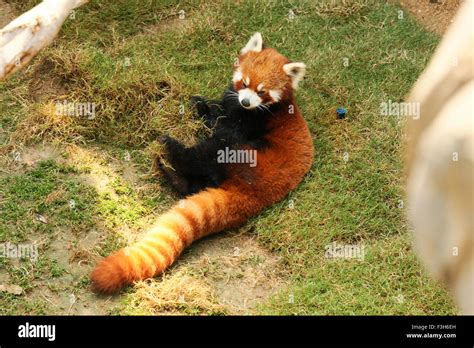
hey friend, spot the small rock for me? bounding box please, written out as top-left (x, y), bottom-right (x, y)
top-left (0, 284), bottom-right (24, 295)
top-left (36, 214), bottom-right (48, 224)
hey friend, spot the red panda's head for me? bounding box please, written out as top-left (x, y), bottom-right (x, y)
top-left (232, 32), bottom-right (306, 110)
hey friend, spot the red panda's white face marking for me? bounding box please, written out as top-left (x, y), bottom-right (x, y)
top-left (269, 90), bottom-right (281, 102)
top-left (232, 69), bottom-right (243, 83)
top-left (238, 87), bottom-right (262, 109)
top-left (234, 71), bottom-right (282, 109)
top-left (233, 33), bottom-right (306, 110)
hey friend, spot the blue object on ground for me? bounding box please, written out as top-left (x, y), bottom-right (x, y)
top-left (336, 107), bottom-right (347, 119)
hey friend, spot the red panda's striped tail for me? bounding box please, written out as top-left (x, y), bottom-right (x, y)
top-left (91, 186), bottom-right (256, 294)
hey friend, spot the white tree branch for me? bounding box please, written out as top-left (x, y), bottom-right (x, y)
top-left (0, 0), bottom-right (89, 80)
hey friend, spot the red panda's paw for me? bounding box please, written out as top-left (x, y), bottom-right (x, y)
top-left (189, 95), bottom-right (210, 118)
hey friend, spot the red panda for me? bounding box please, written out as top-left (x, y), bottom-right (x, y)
top-left (90, 33), bottom-right (314, 293)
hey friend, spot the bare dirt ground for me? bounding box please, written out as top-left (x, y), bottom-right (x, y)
top-left (400, 0), bottom-right (462, 34)
top-left (0, 0), bottom-right (16, 28)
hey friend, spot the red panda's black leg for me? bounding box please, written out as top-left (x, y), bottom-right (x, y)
top-left (155, 135), bottom-right (190, 195)
top-left (157, 135), bottom-right (225, 196)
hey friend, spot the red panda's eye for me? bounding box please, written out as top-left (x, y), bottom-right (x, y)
top-left (242, 81), bottom-right (247, 88)
top-left (257, 90), bottom-right (265, 96)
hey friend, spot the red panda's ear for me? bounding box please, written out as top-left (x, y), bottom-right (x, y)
top-left (241, 32), bottom-right (263, 55)
top-left (283, 62), bottom-right (306, 89)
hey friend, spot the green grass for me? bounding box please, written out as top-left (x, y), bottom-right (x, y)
top-left (0, 0), bottom-right (457, 314)
top-left (0, 160), bottom-right (96, 241)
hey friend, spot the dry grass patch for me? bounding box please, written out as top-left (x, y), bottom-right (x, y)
top-left (124, 232), bottom-right (287, 315)
top-left (129, 270), bottom-right (226, 315)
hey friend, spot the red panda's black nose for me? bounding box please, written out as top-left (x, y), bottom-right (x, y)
top-left (241, 98), bottom-right (250, 107)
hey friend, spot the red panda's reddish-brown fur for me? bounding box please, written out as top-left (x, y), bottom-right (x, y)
top-left (90, 37), bottom-right (314, 294)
